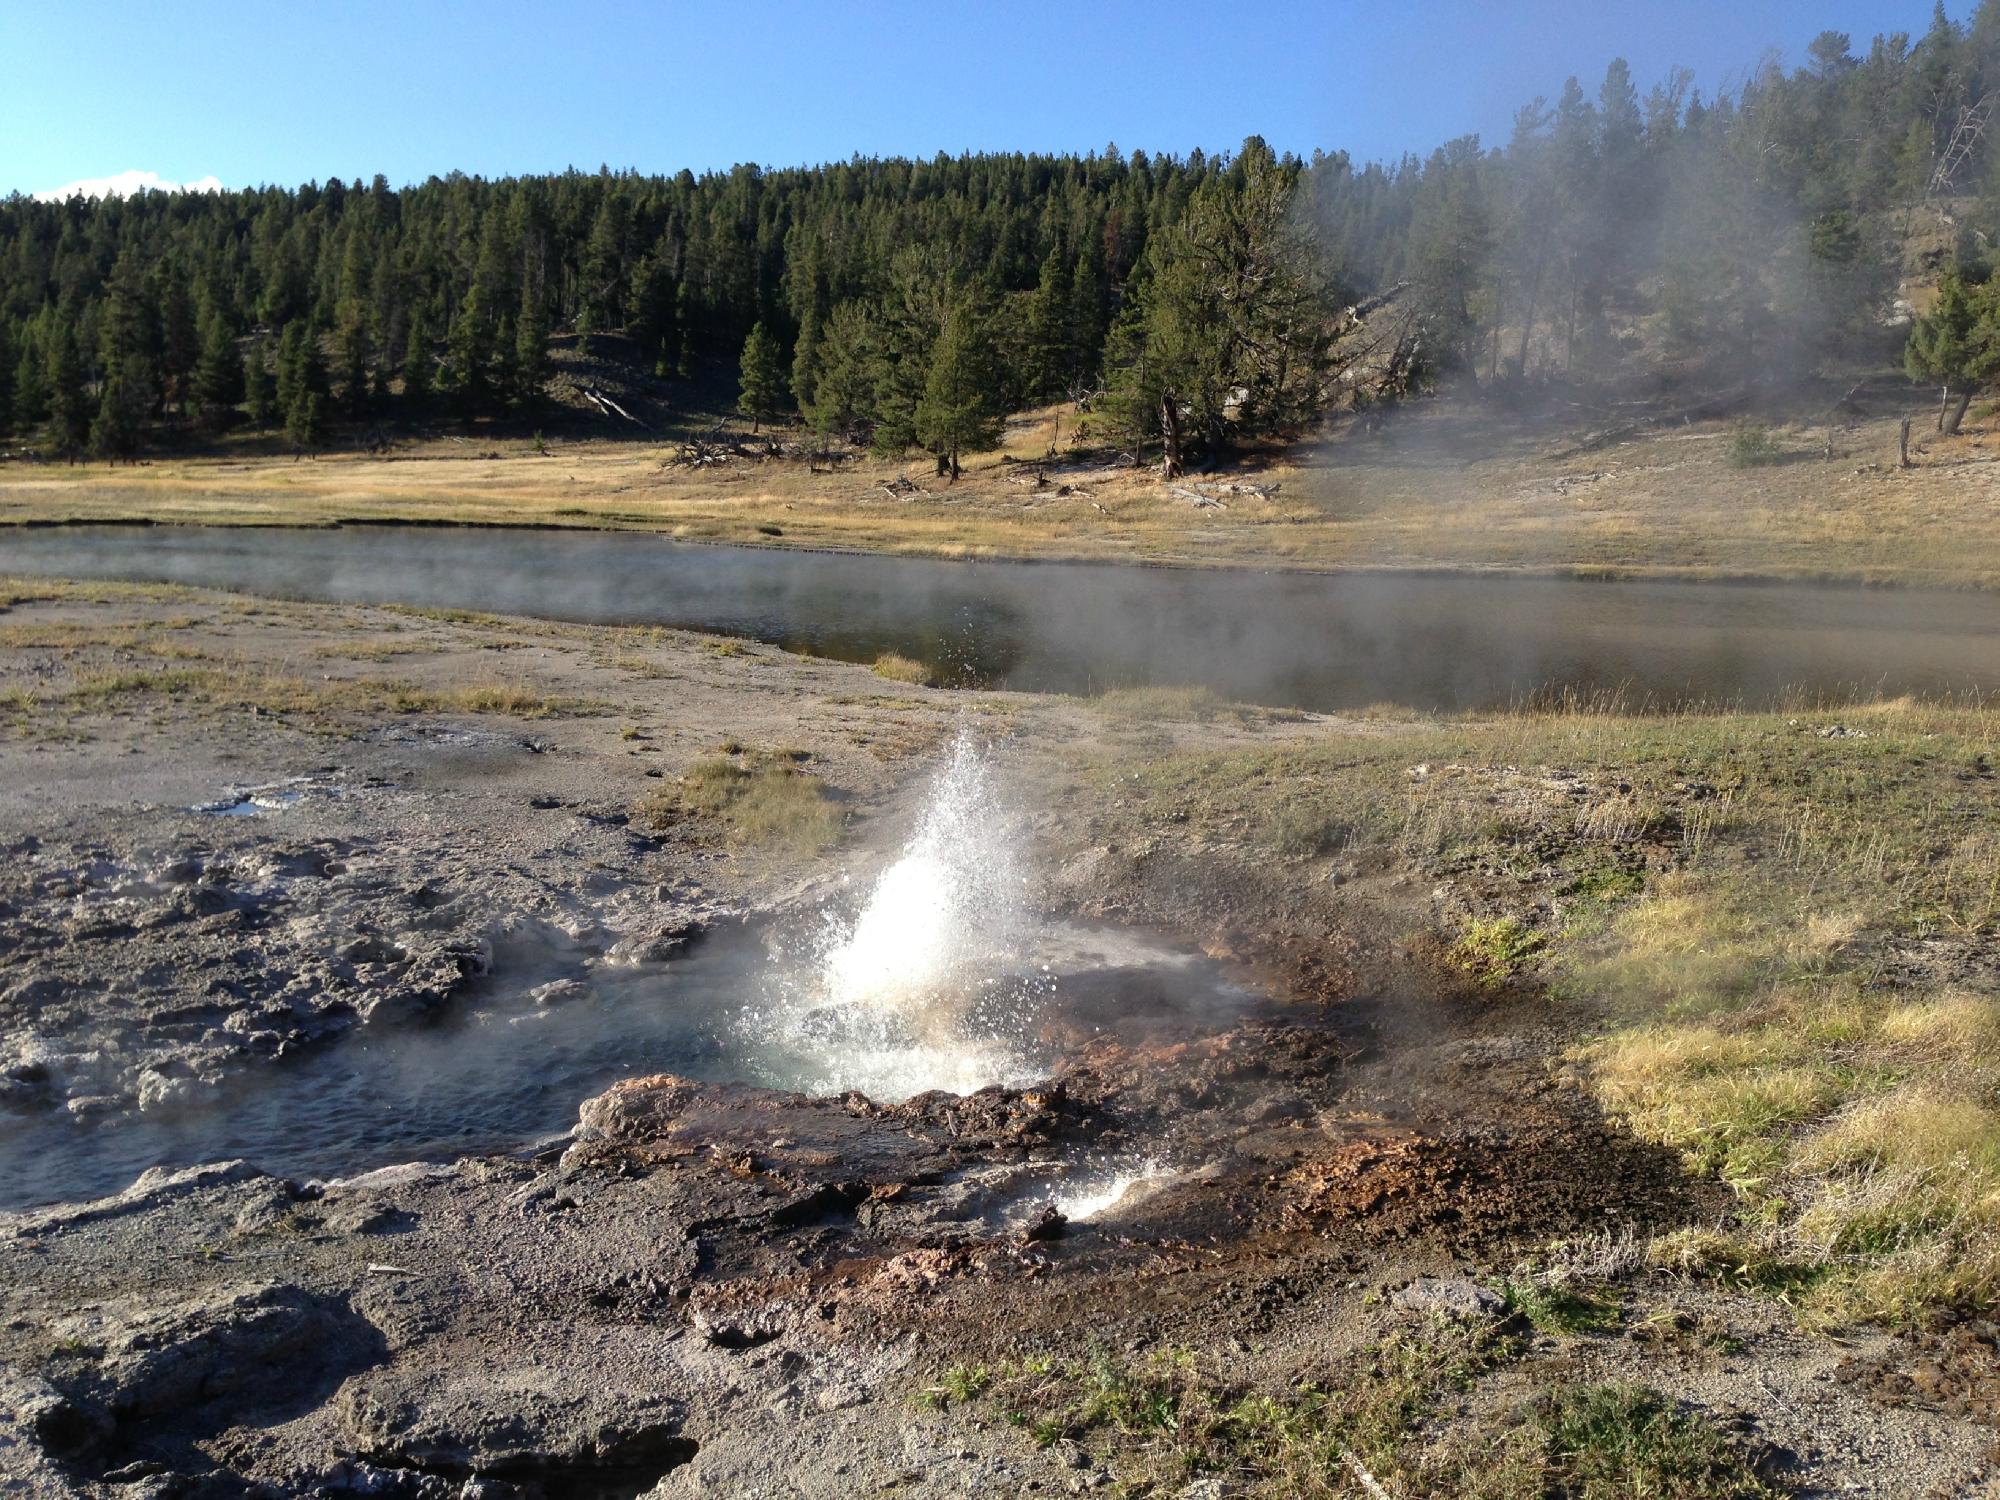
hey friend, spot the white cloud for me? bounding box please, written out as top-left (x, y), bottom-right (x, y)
top-left (33, 169), bottom-right (224, 202)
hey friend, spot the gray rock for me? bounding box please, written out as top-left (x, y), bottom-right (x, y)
top-left (1390, 1276), bottom-right (1504, 1320)
top-left (526, 979), bottom-right (586, 1008)
top-left (55, 1282), bottom-right (382, 1422)
top-left (0, 1365), bottom-right (112, 1484)
top-left (336, 1362), bottom-right (690, 1477)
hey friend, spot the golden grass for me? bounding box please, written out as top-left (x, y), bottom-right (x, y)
top-left (870, 651), bottom-right (934, 686)
top-left (1582, 886), bottom-right (2000, 1323)
top-left (8, 401), bottom-right (2000, 584)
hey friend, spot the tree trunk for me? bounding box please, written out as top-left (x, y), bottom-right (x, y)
top-left (1564, 282), bottom-right (1579, 376)
top-left (1159, 393), bottom-right (1184, 480)
top-left (1938, 384), bottom-right (1951, 433)
top-left (1514, 255), bottom-right (1545, 380)
top-left (1899, 415), bottom-right (1913, 468)
top-left (1943, 387), bottom-right (1974, 436)
top-left (948, 448), bottom-right (960, 481)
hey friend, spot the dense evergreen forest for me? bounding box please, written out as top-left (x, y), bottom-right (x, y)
top-left (9, 5), bottom-right (2000, 473)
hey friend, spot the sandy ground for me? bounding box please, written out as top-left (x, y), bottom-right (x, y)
top-left (1, 586), bottom-right (1995, 1497)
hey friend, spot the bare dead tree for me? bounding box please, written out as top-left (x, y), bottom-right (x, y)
top-left (1931, 90), bottom-right (1996, 197)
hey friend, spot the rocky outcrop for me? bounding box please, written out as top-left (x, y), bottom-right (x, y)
top-left (337, 1362), bottom-right (694, 1481)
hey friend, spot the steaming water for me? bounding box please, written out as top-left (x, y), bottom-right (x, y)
top-left (738, 734), bottom-right (1048, 1099)
top-left (5, 526), bottom-right (1999, 710)
top-left (0, 737), bottom-right (1254, 1211)
top-left (1050, 1158), bottom-right (1176, 1221)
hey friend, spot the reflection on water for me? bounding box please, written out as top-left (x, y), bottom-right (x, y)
top-left (4, 526), bottom-right (1998, 710)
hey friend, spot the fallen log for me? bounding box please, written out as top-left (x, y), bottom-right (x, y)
top-left (581, 386), bottom-right (652, 432)
top-left (1544, 388), bottom-right (1748, 460)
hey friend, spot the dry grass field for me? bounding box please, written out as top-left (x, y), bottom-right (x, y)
top-left (7, 399), bottom-right (2000, 587)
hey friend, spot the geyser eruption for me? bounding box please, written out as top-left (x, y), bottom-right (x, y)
top-left (741, 733), bottom-right (1045, 1100)
top-left (823, 732), bottom-right (1026, 1015)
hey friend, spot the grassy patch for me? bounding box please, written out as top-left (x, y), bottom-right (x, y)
top-left (928, 1328), bottom-right (1766, 1497)
top-left (1496, 1277), bottom-right (1623, 1336)
top-left (0, 666), bottom-right (607, 727)
top-left (639, 749), bottom-right (843, 853)
top-left (1449, 915), bottom-right (1547, 990)
top-left (871, 651), bottom-right (934, 686)
top-left (1452, 1383), bottom-right (1776, 1499)
top-left (942, 1324), bottom-right (1515, 1488)
top-left (1078, 695), bottom-right (1999, 1326)
top-left (1094, 684), bottom-right (1246, 723)
top-left (311, 639), bottom-right (427, 660)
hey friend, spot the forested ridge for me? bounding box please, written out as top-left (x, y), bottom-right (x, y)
top-left (9, 6), bottom-right (2000, 473)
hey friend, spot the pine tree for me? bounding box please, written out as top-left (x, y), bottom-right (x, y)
top-left (1025, 248), bottom-right (1072, 401)
top-left (1105, 140), bottom-right (1330, 473)
top-left (673, 283), bottom-right (694, 379)
top-left (913, 303), bottom-right (1003, 480)
top-left (336, 305), bottom-right (373, 418)
top-left (627, 250), bottom-right (678, 376)
top-left (1905, 268), bottom-right (1997, 433)
top-left (193, 310), bottom-right (243, 426)
top-left (790, 302), bottom-right (823, 414)
top-left (44, 326), bottom-right (89, 461)
top-left (92, 355), bottom-right (150, 460)
top-left (581, 191), bottom-right (631, 331)
top-left (736, 321), bottom-right (784, 432)
top-left (1067, 235), bottom-right (1109, 390)
top-left (275, 323), bottom-right (305, 416)
top-left (0, 321), bottom-right (13, 437)
top-left (802, 302), bottom-right (880, 441)
top-left (283, 327), bottom-right (331, 448)
top-left (402, 312), bottom-right (433, 410)
top-left (158, 271), bottom-right (198, 413)
top-left (13, 331), bottom-right (50, 434)
top-left (243, 342), bottom-right (275, 427)
top-left (446, 296), bottom-right (492, 411)
top-left (97, 252), bottom-right (160, 394)
top-left (286, 389), bottom-right (327, 452)
top-left (514, 277), bottom-right (550, 406)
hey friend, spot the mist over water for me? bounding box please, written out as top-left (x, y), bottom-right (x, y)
top-left (5, 525), bottom-right (2000, 711)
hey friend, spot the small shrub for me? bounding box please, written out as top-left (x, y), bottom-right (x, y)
top-left (1726, 421), bottom-right (1782, 468)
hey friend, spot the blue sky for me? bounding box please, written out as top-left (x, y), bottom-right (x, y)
top-left (0, 1), bottom-right (1969, 196)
